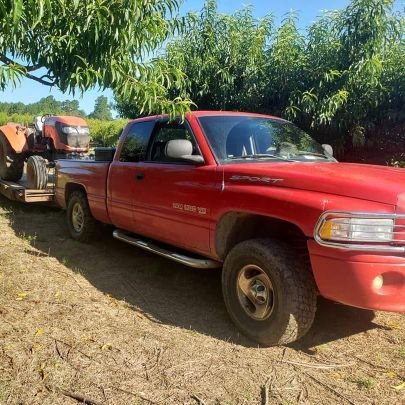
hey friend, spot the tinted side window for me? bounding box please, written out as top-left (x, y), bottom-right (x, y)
top-left (119, 121), bottom-right (155, 162)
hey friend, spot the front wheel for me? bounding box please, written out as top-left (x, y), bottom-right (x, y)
top-left (222, 239), bottom-right (317, 346)
top-left (66, 191), bottom-right (97, 242)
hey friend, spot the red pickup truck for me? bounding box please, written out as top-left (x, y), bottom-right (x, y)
top-left (55, 111), bottom-right (405, 346)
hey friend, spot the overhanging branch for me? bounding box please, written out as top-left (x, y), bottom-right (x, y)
top-left (25, 72), bottom-right (56, 86)
top-left (0, 54), bottom-right (55, 86)
top-left (26, 64), bottom-right (42, 72)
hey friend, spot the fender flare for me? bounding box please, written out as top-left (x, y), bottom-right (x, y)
top-left (0, 124), bottom-right (29, 154)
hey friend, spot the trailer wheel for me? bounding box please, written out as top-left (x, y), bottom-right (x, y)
top-left (67, 191), bottom-right (97, 242)
top-left (0, 132), bottom-right (24, 182)
top-left (222, 238), bottom-right (317, 346)
top-left (26, 156), bottom-right (47, 190)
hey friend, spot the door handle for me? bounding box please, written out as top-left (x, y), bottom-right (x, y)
top-left (135, 172), bottom-right (144, 181)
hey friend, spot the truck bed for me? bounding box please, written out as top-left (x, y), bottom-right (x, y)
top-left (55, 159), bottom-right (111, 223)
top-left (0, 172), bottom-right (55, 203)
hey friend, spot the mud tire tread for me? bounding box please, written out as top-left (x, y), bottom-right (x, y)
top-left (26, 155), bottom-right (47, 190)
top-left (222, 238), bottom-right (317, 346)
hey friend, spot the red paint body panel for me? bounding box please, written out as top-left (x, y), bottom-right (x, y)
top-left (55, 111), bottom-right (405, 313)
top-left (308, 241), bottom-right (405, 311)
top-left (113, 162), bottom-right (219, 255)
top-left (107, 161), bottom-right (138, 231)
top-left (55, 160), bottom-right (111, 224)
top-left (214, 168), bottom-right (396, 237)
top-left (220, 162), bottom-right (405, 205)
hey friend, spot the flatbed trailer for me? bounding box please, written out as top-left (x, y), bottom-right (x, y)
top-left (0, 172), bottom-right (55, 203)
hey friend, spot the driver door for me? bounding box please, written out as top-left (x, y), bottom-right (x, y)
top-left (130, 120), bottom-right (219, 256)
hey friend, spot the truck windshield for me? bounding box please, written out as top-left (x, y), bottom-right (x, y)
top-left (197, 115), bottom-right (331, 164)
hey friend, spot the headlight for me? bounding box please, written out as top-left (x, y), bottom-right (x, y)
top-left (78, 127), bottom-right (90, 135)
top-left (61, 126), bottom-right (77, 134)
top-left (61, 126), bottom-right (89, 135)
top-left (315, 211), bottom-right (405, 252)
top-left (319, 217), bottom-right (394, 242)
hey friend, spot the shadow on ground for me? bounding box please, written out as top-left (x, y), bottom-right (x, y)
top-left (1, 195), bottom-right (383, 348)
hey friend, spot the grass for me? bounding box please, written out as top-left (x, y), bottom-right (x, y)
top-left (60, 256), bottom-right (70, 267)
top-left (0, 196), bottom-right (404, 404)
top-left (0, 383), bottom-right (9, 403)
top-left (350, 376), bottom-right (376, 390)
top-left (18, 231), bottom-right (37, 244)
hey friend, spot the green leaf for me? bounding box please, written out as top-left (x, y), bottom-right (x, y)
top-left (32, 0), bottom-right (45, 29)
top-left (12, 0), bottom-right (23, 26)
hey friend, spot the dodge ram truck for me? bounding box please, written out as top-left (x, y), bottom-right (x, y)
top-left (55, 111), bottom-right (405, 346)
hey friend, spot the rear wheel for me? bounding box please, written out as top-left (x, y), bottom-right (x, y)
top-left (222, 238), bottom-right (317, 346)
top-left (0, 133), bottom-right (24, 182)
top-left (67, 191), bottom-right (97, 242)
top-left (26, 155), bottom-right (47, 190)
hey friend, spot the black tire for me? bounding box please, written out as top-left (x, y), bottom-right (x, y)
top-left (26, 155), bottom-right (47, 190)
top-left (0, 132), bottom-right (24, 182)
top-left (66, 191), bottom-right (97, 242)
top-left (222, 238), bottom-right (317, 346)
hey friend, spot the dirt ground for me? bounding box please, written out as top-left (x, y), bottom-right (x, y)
top-left (0, 195), bottom-right (404, 405)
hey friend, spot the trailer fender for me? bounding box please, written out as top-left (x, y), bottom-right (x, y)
top-left (0, 124), bottom-right (29, 154)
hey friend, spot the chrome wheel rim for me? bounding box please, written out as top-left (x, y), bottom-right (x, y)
top-left (71, 202), bottom-right (84, 233)
top-left (237, 264), bottom-right (274, 320)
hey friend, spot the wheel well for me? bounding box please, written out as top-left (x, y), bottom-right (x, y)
top-left (65, 183), bottom-right (86, 205)
top-left (216, 213), bottom-right (309, 260)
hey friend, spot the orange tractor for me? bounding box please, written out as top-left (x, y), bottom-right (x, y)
top-left (0, 115), bottom-right (90, 189)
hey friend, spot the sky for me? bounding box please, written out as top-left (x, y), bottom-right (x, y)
top-left (0, 0), bottom-right (355, 115)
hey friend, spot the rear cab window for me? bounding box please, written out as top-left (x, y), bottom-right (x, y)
top-left (119, 120), bottom-right (156, 162)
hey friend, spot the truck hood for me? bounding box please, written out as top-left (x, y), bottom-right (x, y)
top-left (223, 162), bottom-right (405, 206)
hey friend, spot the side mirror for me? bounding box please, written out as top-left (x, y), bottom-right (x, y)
top-left (322, 144), bottom-right (334, 157)
top-left (165, 139), bottom-right (204, 164)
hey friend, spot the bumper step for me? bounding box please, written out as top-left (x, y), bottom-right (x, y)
top-left (113, 229), bottom-right (222, 269)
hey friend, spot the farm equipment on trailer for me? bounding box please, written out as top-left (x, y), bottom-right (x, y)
top-left (0, 115), bottom-right (90, 190)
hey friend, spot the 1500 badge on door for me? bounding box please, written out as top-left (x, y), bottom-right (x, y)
top-left (172, 203), bottom-right (208, 215)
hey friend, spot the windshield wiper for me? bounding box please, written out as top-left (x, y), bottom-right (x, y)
top-left (229, 154), bottom-right (293, 161)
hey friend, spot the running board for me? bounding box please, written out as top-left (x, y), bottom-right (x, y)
top-left (113, 230), bottom-right (221, 269)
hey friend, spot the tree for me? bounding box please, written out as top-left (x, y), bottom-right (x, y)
top-left (0, 0), bottom-right (192, 116)
top-left (117, 0), bottom-right (403, 156)
top-left (265, 12), bottom-right (306, 117)
top-left (166, 0), bottom-right (272, 112)
top-left (286, 0), bottom-right (404, 150)
top-left (0, 96), bottom-right (86, 116)
top-left (115, 0), bottom-right (273, 116)
top-left (294, 0), bottom-right (389, 125)
top-left (60, 100), bottom-right (86, 117)
top-left (89, 96), bottom-right (113, 120)
top-left (34, 96), bottom-right (60, 115)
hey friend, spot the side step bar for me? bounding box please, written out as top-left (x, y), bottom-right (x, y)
top-left (113, 229), bottom-right (222, 269)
